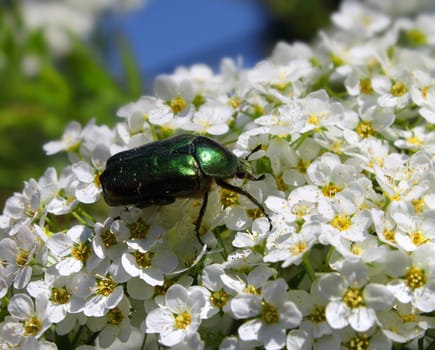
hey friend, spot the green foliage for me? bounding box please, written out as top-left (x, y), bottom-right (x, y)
top-left (264, 0), bottom-right (337, 40)
top-left (0, 6), bottom-right (143, 205)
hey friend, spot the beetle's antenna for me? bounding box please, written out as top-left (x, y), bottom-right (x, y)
top-left (216, 179), bottom-right (272, 231)
top-left (244, 144), bottom-right (262, 161)
top-left (243, 144), bottom-right (265, 181)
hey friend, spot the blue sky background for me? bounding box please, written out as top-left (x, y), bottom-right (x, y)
top-left (112, 0), bottom-right (269, 87)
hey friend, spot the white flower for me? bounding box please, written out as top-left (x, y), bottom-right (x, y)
top-left (72, 144), bottom-right (110, 204)
top-left (21, 0), bottom-right (147, 55)
top-left (0, 225), bottom-right (38, 289)
top-left (182, 100), bottom-right (233, 135)
top-left (43, 121), bottom-right (83, 155)
top-left (47, 225), bottom-right (100, 276)
top-left (121, 247), bottom-right (178, 286)
top-left (410, 69), bottom-right (435, 123)
top-left (392, 211), bottom-right (435, 252)
top-left (87, 296), bottom-right (132, 348)
top-left (366, 0), bottom-right (435, 16)
top-left (3, 178), bottom-right (42, 232)
top-left (232, 217), bottom-right (271, 249)
top-left (7, 294), bottom-right (51, 342)
top-left (44, 166), bottom-right (79, 215)
top-left (81, 273), bottom-right (125, 317)
top-left (335, 328), bottom-right (392, 350)
top-left (332, 1), bottom-right (390, 38)
top-left (26, 273), bottom-right (81, 324)
top-left (318, 260), bottom-right (394, 332)
top-left (255, 99), bottom-right (304, 137)
top-left (153, 75), bottom-right (195, 118)
top-left (201, 264), bottom-right (236, 318)
top-left (221, 265), bottom-right (276, 297)
top-left (378, 302), bottom-right (434, 343)
top-left (231, 279), bottom-right (302, 350)
top-left (319, 188), bottom-right (372, 243)
top-left (385, 244), bottom-right (435, 312)
top-left (288, 282), bottom-right (333, 339)
top-left (92, 217), bottom-right (129, 260)
top-left (264, 220), bottom-right (319, 267)
top-left (145, 284), bottom-right (208, 347)
top-left (372, 72), bottom-right (411, 109)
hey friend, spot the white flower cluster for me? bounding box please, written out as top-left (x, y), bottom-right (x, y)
top-left (2, 1), bottom-right (435, 349)
top-left (20, 0), bottom-right (146, 55)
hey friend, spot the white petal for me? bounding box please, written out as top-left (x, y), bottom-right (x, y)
top-left (413, 286), bottom-right (435, 312)
top-left (121, 253), bottom-right (140, 277)
top-left (364, 284), bottom-right (394, 310)
top-left (287, 329), bottom-right (312, 350)
top-left (84, 295), bottom-right (106, 317)
top-left (8, 294), bottom-right (34, 319)
top-left (72, 162), bottom-right (95, 182)
top-left (146, 308), bottom-right (174, 333)
top-left (325, 301), bottom-right (349, 329)
top-left (106, 286), bottom-right (124, 310)
top-left (56, 257), bottom-right (83, 276)
top-left (348, 306), bottom-right (376, 332)
top-left (262, 324), bottom-right (286, 350)
top-left (231, 294), bottom-right (261, 319)
top-left (238, 318), bottom-right (262, 342)
top-left (140, 268), bottom-right (164, 287)
top-left (47, 233), bottom-right (71, 257)
top-left (166, 285), bottom-right (189, 312)
top-left (75, 183), bottom-right (100, 204)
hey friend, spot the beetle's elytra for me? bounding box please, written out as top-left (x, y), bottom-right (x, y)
top-left (99, 134), bottom-right (271, 244)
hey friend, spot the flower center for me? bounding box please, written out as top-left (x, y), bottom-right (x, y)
top-left (101, 229), bottom-right (118, 248)
top-left (108, 307), bottom-right (124, 325)
top-left (343, 287), bottom-right (364, 309)
top-left (244, 284), bottom-right (259, 295)
top-left (96, 275), bottom-right (116, 297)
top-left (322, 183), bottom-right (342, 198)
top-left (220, 189), bottom-right (239, 207)
top-left (331, 214), bottom-right (351, 232)
top-left (169, 96), bottom-right (187, 114)
top-left (260, 301), bottom-right (280, 325)
top-left (129, 219), bottom-right (149, 239)
top-left (355, 121), bottom-right (375, 138)
top-left (390, 81), bottom-right (408, 97)
top-left (246, 207), bottom-right (263, 220)
top-left (359, 78), bottom-right (373, 94)
top-left (383, 229), bottom-right (395, 242)
top-left (308, 305), bottom-right (326, 323)
top-left (15, 248), bottom-right (30, 268)
top-left (135, 251), bottom-right (154, 269)
top-left (291, 241), bottom-right (307, 255)
top-left (410, 230), bottom-right (428, 246)
top-left (346, 334), bottom-right (369, 350)
top-left (175, 312), bottom-right (192, 329)
top-left (405, 266), bottom-right (426, 290)
top-left (24, 315), bottom-right (42, 336)
top-left (71, 242), bottom-right (92, 262)
top-left (210, 290), bottom-right (229, 308)
top-left (50, 286), bottom-right (71, 304)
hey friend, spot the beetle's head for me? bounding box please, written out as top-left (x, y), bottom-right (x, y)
top-left (236, 159), bottom-right (265, 181)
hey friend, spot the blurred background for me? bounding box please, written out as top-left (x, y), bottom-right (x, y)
top-left (0, 0), bottom-right (340, 206)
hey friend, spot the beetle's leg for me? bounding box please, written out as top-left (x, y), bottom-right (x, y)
top-left (195, 191), bottom-right (209, 246)
top-left (216, 179), bottom-right (272, 231)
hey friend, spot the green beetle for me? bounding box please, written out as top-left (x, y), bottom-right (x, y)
top-left (99, 134), bottom-right (271, 244)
